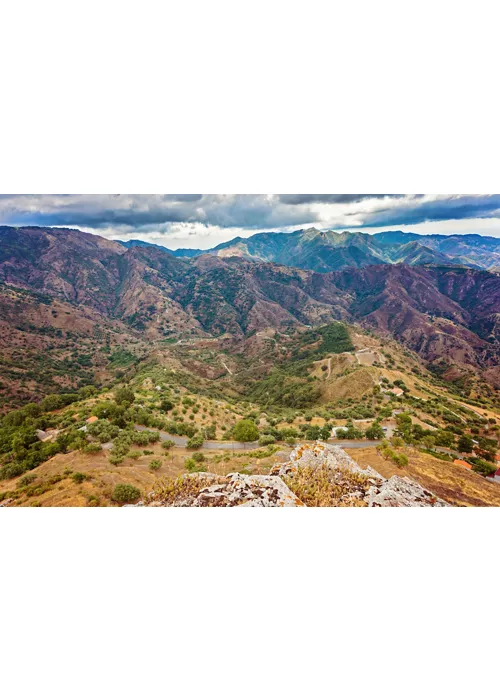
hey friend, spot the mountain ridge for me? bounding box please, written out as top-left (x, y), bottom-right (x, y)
top-left (0, 227), bottom-right (498, 386)
top-left (116, 227), bottom-right (500, 272)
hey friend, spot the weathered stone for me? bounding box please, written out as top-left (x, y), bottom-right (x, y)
top-left (368, 476), bottom-right (449, 507)
top-left (272, 441), bottom-right (382, 481)
top-left (127, 442), bottom-right (449, 508)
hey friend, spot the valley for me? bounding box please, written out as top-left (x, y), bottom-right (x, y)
top-left (0, 225), bottom-right (499, 506)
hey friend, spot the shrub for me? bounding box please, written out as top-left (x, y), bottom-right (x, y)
top-left (471, 459), bottom-right (497, 477)
top-left (72, 472), bottom-right (88, 484)
top-left (83, 442), bottom-right (102, 454)
top-left (259, 434), bottom-right (276, 446)
top-left (162, 439), bottom-right (175, 450)
top-left (128, 450), bottom-right (142, 460)
top-left (392, 453), bottom-right (409, 467)
top-left (191, 452), bottom-right (205, 463)
top-left (458, 436), bottom-right (474, 453)
top-left (203, 425), bottom-right (216, 440)
top-left (160, 399), bottom-right (174, 412)
top-left (115, 387), bottom-right (135, 405)
top-left (365, 423), bottom-right (385, 440)
top-left (18, 473), bottom-right (37, 487)
top-left (232, 420), bottom-right (259, 442)
top-left (149, 459), bottom-right (162, 471)
top-left (112, 484), bottom-right (141, 503)
top-left (186, 434), bottom-right (204, 449)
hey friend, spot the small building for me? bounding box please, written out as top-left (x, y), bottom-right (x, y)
top-left (454, 459), bottom-right (472, 470)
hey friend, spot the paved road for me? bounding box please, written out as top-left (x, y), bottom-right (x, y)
top-left (134, 425), bottom-right (379, 451)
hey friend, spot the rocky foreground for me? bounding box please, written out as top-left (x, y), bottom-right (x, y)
top-left (131, 442), bottom-right (449, 507)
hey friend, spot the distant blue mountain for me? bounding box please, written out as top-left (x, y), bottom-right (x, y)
top-left (117, 229), bottom-right (500, 271)
top-left (119, 239), bottom-right (204, 258)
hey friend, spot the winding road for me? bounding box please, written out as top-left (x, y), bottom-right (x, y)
top-left (134, 425), bottom-right (379, 451)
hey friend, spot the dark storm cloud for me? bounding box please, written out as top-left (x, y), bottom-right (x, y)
top-left (361, 194), bottom-right (500, 228)
top-left (0, 194), bottom-right (499, 233)
top-left (278, 194), bottom-right (408, 205)
top-left (0, 194), bottom-right (314, 230)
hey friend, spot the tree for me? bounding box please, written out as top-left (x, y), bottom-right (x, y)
top-left (259, 434), bottom-right (276, 446)
top-left (112, 484), bottom-right (141, 503)
top-left (187, 434), bottom-right (204, 449)
top-left (365, 423), bottom-right (385, 440)
top-left (232, 420), bottom-right (259, 443)
top-left (115, 387), bottom-right (135, 405)
top-left (422, 435), bottom-right (436, 450)
top-left (160, 399), bottom-right (174, 412)
top-left (203, 425), bottom-right (216, 440)
top-left (320, 424), bottom-right (332, 441)
top-left (458, 435), bottom-right (473, 453)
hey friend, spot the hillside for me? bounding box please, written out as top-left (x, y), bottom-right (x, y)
top-left (0, 227), bottom-right (499, 399)
top-left (123, 227), bottom-right (500, 272)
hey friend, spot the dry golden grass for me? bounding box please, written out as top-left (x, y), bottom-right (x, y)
top-left (145, 473), bottom-right (226, 506)
top-left (347, 446), bottom-right (500, 507)
top-left (283, 464), bottom-right (371, 507)
top-left (0, 442), bottom-right (286, 507)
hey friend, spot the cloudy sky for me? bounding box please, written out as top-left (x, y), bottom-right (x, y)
top-left (0, 194), bottom-right (499, 249)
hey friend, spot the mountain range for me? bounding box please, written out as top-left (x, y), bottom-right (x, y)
top-left (122, 228), bottom-right (500, 272)
top-left (1, 226), bottom-right (499, 397)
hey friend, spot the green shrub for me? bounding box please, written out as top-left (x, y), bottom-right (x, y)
top-left (392, 453), bottom-right (409, 467)
top-left (72, 472), bottom-right (88, 483)
top-left (18, 473), bottom-right (37, 487)
top-left (83, 442), bottom-right (102, 454)
top-left (187, 434), bottom-right (204, 449)
top-left (232, 420), bottom-right (259, 442)
top-left (112, 483), bottom-right (141, 503)
top-left (259, 434), bottom-right (276, 446)
top-left (184, 458), bottom-right (206, 473)
top-left (115, 387), bottom-right (135, 405)
top-left (149, 459), bottom-right (162, 471)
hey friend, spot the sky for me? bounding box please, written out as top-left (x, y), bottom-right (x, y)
top-left (0, 194), bottom-right (499, 250)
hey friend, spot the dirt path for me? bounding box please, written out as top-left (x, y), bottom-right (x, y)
top-left (326, 357), bottom-right (332, 379)
top-left (221, 360), bottom-right (233, 376)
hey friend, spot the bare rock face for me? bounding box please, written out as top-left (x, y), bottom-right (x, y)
top-left (368, 476), bottom-right (449, 507)
top-left (132, 443), bottom-right (449, 508)
top-left (187, 473), bottom-right (304, 508)
top-left (271, 442), bottom-right (382, 481)
top-left (272, 442), bottom-right (449, 508)
top-left (142, 472), bottom-right (305, 508)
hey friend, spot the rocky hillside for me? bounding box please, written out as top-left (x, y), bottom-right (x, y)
top-left (0, 227), bottom-right (499, 379)
top-left (134, 443), bottom-right (449, 507)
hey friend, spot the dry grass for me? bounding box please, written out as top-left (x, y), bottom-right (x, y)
top-left (284, 464), bottom-right (371, 507)
top-left (0, 440), bottom-right (286, 507)
top-left (144, 474), bottom-right (226, 506)
top-left (347, 446), bottom-right (500, 507)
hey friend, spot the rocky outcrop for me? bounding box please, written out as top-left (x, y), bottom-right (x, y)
top-left (138, 472), bottom-right (304, 508)
top-left (271, 442), bottom-right (449, 507)
top-left (367, 476), bottom-right (448, 507)
top-left (271, 442), bottom-right (381, 480)
top-left (133, 442), bottom-right (449, 508)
